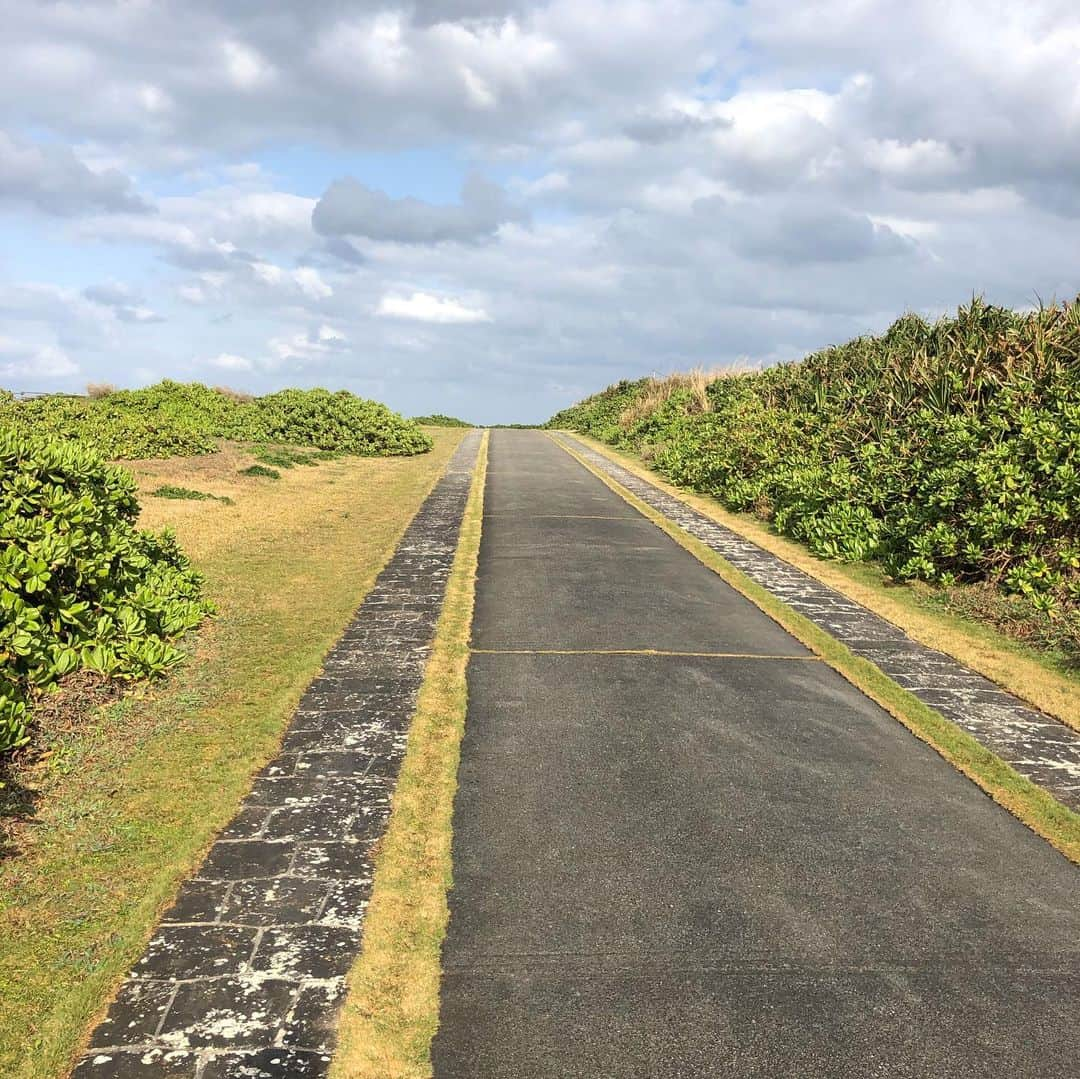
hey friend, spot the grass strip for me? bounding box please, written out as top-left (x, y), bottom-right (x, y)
top-left (330, 431), bottom-right (489, 1079)
top-left (566, 433), bottom-right (1080, 734)
top-left (0, 430), bottom-right (466, 1078)
top-left (554, 434), bottom-right (1080, 866)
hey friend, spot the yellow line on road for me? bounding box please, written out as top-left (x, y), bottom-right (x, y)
top-left (471, 648), bottom-right (821, 659)
top-left (482, 514), bottom-right (637, 520)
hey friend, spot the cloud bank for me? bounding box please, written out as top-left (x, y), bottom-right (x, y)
top-left (0, 0), bottom-right (1078, 421)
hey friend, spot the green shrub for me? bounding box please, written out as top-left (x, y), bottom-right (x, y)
top-left (240, 464), bottom-right (280, 479)
top-left (413, 413), bottom-right (472, 427)
top-left (0, 391), bottom-right (218, 459)
top-left (0, 430), bottom-right (212, 753)
top-left (550, 298), bottom-right (1080, 620)
top-left (251, 388), bottom-right (431, 455)
top-left (0, 382), bottom-right (432, 461)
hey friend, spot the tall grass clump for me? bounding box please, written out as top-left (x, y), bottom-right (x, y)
top-left (549, 298), bottom-right (1080, 632)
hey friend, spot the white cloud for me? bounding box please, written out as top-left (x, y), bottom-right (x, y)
top-left (223, 41), bottom-right (274, 91)
top-left (205, 351), bottom-right (254, 371)
top-left (0, 129), bottom-right (149, 216)
top-left (293, 266), bottom-right (333, 299)
top-left (2, 1), bottom-right (1080, 421)
top-left (376, 291), bottom-right (492, 323)
top-left (0, 338), bottom-right (78, 378)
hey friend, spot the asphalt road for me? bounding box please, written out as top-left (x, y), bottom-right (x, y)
top-left (432, 429), bottom-right (1080, 1078)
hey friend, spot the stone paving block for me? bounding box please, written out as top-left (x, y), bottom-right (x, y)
top-left (294, 750), bottom-right (379, 777)
top-left (89, 980), bottom-right (176, 1047)
top-left (156, 977), bottom-right (298, 1049)
top-left (319, 880), bottom-right (372, 928)
top-left (199, 1047), bottom-right (332, 1078)
top-left (199, 840), bottom-right (296, 881)
top-left (72, 1049), bottom-right (197, 1078)
top-left (248, 926), bottom-right (362, 980)
top-left (132, 926), bottom-right (257, 981)
top-left (163, 881), bottom-right (231, 924)
top-left (219, 878), bottom-right (331, 927)
top-left (283, 724), bottom-right (407, 756)
top-left (292, 840), bottom-right (375, 881)
top-left (218, 807), bottom-right (273, 840)
top-left (280, 981), bottom-right (348, 1053)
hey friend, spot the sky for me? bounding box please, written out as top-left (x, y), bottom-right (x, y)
top-left (2, 2), bottom-right (1079, 424)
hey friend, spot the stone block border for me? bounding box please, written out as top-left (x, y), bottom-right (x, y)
top-left (73, 431), bottom-right (483, 1079)
top-left (554, 433), bottom-right (1080, 811)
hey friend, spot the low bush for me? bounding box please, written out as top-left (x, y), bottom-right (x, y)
top-left (413, 413), bottom-right (472, 427)
top-left (0, 432), bottom-right (212, 753)
top-left (0, 382), bottom-right (432, 460)
top-left (550, 298), bottom-right (1080, 628)
top-left (252, 388), bottom-right (431, 455)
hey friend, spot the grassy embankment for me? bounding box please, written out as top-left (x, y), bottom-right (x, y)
top-left (330, 432), bottom-right (488, 1079)
top-left (0, 428), bottom-right (465, 1078)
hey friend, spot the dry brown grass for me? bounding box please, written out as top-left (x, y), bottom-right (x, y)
top-left (85, 382), bottom-right (116, 399)
top-left (212, 385), bottom-right (255, 402)
top-left (329, 432), bottom-right (488, 1079)
top-left (617, 365), bottom-right (754, 431)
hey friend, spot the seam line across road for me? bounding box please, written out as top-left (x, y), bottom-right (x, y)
top-left (471, 648), bottom-right (823, 659)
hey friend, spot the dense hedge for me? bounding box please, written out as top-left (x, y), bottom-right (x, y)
top-left (549, 298), bottom-right (1080, 617)
top-left (0, 431), bottom-right (212, 753)
top-left (0, 382), bottom-right (432, 459)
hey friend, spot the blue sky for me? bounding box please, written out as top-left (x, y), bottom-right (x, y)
top-left (2, 1), bottom-right (1080, 423)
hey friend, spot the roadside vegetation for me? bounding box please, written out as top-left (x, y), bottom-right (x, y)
top-left (0, 428), bottom-right (467, 1078)
top-left (0, 432), bottom-right (212, 755)
top-left (149, 484), bottom-right (233, 504)
top-left (549, 298), bottom-right (1080, 664)
top-left (0, 384), bottom-right (433, 758)
top-left (1, 381), bottom-right (432, 459)
top-left (413, 413), bottom-right (473, 427)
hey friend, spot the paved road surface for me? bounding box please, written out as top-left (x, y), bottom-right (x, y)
top-left (432, 430), bottom-right (1080, 1078)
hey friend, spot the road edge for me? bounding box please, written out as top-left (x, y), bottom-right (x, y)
top-left (329, 429), bottom-right (489, 1079)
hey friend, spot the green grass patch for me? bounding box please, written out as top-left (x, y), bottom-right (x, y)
top-left (330, 432), bottom-right (488, 1079)
top-left (239, 464), bottom-right (280, 479)
top-left (0, 429), bottom-right (466, 1078)
top-left (252, 446), bottom-right (341, 470)
top-left (149, 484), bottom-right (233, 505)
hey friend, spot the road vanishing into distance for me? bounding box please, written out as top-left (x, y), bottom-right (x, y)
top-left (73, 428), bottom-right (1079, 1079)
top-left (433, 430), bottom-right (1080, 1078)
